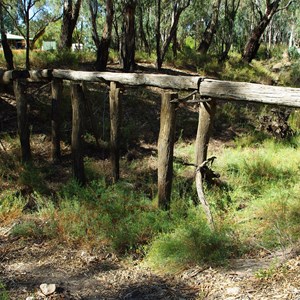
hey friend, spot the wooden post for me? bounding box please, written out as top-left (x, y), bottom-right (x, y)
top-left (194, 100), bottom-right (216, 230)
top-left (195, 100), bottom-right (216, 165)
top-left (71, 83), bottom-right (85, 185)
top-left (51, 78), bottom-right (63, 163)
top-left (13, 79), bottom-right (31, 163)
top-left (109, 81), bottom-right (122, 183)
top-left (157, 92), bottom-right (177, 210)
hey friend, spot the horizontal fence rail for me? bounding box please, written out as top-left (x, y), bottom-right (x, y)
top-left (1, 69), bottom-right (300, 108)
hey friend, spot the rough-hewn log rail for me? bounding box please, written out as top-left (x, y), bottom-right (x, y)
top-left (200, 79), bottom-right (300, 108)
top-left (1, 69), bottom-right (300, 107)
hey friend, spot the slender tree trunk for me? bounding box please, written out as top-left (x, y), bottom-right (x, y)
top-left (96, 0), bottom-right (114, 71)
top-left (0, 5), bottom-right (14, 70)
top-left (120, 0), bottom-right (136, 71)
top-left (219, 0), bottom-right (240, 62)
top-left (59, 0), bottom-right (82, 50)
top-left (242, 0), bottom-right (281, 63)
top-left (25, 11), bottom-right (30, 70)
top-left (155, 0), bottom-right (162, 69)
top-left (156, 1), bottom-right (190, 70)
top-left (138, 5), bottom-right (150, 54)
top-left (198, 0), bottom-right (221, 55)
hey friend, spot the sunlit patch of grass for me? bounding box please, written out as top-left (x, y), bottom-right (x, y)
top-left (213, 136), bottom-right (300, 250)
top-left (146, 206), bottom-right (237, 273)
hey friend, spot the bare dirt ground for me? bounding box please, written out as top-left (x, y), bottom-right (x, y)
top-left (1, 224), bottom-right (300, 300)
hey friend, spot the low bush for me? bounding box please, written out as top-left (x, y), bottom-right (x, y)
top-left (146, 206), bottom-right (237, 273)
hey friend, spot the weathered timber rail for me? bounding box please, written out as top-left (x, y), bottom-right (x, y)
top-left (2, 69), bottom-right (300, 107)
top-left (1, 68), bottom-right (300, 212)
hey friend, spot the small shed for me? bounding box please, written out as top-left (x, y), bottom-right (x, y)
top-left (0, 33), bottom-right (26, 49)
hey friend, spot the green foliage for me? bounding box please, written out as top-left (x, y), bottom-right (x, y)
top-left (146, 207), bottom-right (235, 273)
top-left (0, 192), bottom-right (25, 224)
top-left (11, 179), bottom-right (169, 253)
top-left (0, 281), bottom-right (9, 300)
top-left (288, 47), bottom-right (300, 60)
top-left (19, 164), bottom-right (48, 194)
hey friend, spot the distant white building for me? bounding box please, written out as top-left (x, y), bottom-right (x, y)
top-left (42, 41), bottom-right (57, 51)
top-left (72, 43), bottom-right (84, 51)
top-left (0, 33), bottom-right (26, 49)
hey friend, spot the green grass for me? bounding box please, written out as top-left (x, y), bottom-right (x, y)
top-left (0, 281), bottom-right (9, 300)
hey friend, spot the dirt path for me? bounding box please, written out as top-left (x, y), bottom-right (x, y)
top-left (1, 225), bottom-right (300, 300)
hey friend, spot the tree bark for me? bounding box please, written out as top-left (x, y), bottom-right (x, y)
top-left (90, 0), bottom-right (114, 71)
top-left (120, 0), bottom-right (136, 71)
top-left (0, 4), bottom-right (14, 70)
top-left (59, 0), bottom-right (82, 50)
top-left (156, 1), bottom-right (190, 70)
top-left (195, 100), bottom-right (217, 166)
top-left (71, 83), bottom-right (85, 185)
top-left (157, 92), bottom-right (177, 210)
top-left (242, 0), bottom-right (281, 63)
top-left (13, 80), bottom-right (31, 163)
top-left (155, 0), bottom-right (162, 69)
top-left (97, 0), bottom-right (114, 71)
top-left (198, 0), bottom-right (221, 55)
top-left (219, 0), bottom-right (240, 62)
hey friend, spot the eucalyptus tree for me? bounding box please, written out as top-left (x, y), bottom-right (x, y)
top-left (1, 0), bottom-right (61, 69)
top-left (218, 0), bottom-right (240, 61)
top-left (0, 2), bottom-right (14, 69)
top-left (59, 0), bottom-right (82, 49)
top-left (198, 0), bottom-right (222, 54)
top-left (119, 0), bottom-right (137, 71)
top-left (242, 0), bottom-right (294, 62)
top-left (88, 0), bottom-right (114, 70)
top-left (156, 0), bottom-right (191, 70)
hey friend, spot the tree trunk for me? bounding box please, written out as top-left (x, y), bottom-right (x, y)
top-left (219, 0), bottom-right (240, 62)
top-left (59, 0), bottom-right (82, 50)
top-left (242, 0), bottom-right (281, 63)
top-left (0, 5), bottom-right (14, 70)
top-left (25, 11), bottom-right (30, 70)
top-left (120, 1), bottom-right (136, 71)
top-left (138, 4), bottom-right (150, 54)
top-left (155, 0), bottom-right (162, 69)
top-left (96, 0), bottom-right (114, 71)
top-left (195, 100), bottom-right (216, 166)
top-left (156, 1), bottom-right (190, 70)
top-left (157, 92), bottom-right (177, 210)
top-left (198, 0), bottom-right (221, 55)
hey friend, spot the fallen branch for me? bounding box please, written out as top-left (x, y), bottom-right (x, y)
top-left (195, 157), bottom-right (216, 230)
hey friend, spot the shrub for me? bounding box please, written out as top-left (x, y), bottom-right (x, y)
top-left (146, 207), bottom-right (235, 273)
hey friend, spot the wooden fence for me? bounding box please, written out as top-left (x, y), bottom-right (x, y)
top-left (1, 69), bottom-right (300, 210)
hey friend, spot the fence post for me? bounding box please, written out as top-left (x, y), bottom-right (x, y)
top-left (71, 83), bottom-right (85, 185)
top-left (157, 92), bottom-right (177, 210)
top-left (13, 79), bottom-right (31, 163)
top-left (109, 81), bottom-right (122, 183)
top-left (51, 78), bottom-right (63, 163)
top-left (195, 100), bottom-right (217, 165)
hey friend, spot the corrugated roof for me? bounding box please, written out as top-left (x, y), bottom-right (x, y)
top-left (0, 33), bottom-right (25, 40)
